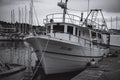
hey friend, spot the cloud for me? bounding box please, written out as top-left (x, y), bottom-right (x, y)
top-left (90, 0), bottom-right (120, 12)
top-left (0, 0), bottom-right (120, 26)
top-left (67, 0), bottom-right (120, 13)
top-left (0, 0), bottom-right (120, 12)
top-left (0, 0), bottom-right (42, 7)
top-left (0, 0), bottom-right (27, 6)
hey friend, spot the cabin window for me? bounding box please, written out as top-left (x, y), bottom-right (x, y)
top-left (47, 26), bottom-right (51, 33)
top-left (53, 25), bottom-right (64, 33)
top-left (75, 28), bottom-right (77, 36)
top-left (91, 31), bottom-right (96, 38)
top-left (98, 33), bottom-right (102, 39)
top-left (82, 30), bottom-right (85, 36)
top-left (79, 30), bottom-right (81, 36)
top-left (67, 26), bottom-right (73, 35)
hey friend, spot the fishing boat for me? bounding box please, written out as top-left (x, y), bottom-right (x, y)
top-left (25, 0), bottom-right (110, 74)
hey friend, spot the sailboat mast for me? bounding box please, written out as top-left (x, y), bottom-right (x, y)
top-left (30, 0), bottom-right (33, 25)
top-left (29, 0), bottom-right (34, 33)
top-left (58, 0), bottom-right (68, 22)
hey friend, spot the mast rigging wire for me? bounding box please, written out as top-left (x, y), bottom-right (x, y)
top-left (67, 8), bottom-right (87, 12)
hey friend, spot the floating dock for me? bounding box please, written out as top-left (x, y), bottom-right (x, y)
top-left (71, 53), bottom-right (120, 80)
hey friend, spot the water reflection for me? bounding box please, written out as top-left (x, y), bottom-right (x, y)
top-left (0, 40), bottom-right (37, 67)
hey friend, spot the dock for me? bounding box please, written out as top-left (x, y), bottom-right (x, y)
top-left (71, 53), bottom-right (120, 80)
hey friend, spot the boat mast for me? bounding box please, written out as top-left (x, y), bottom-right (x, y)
top-left (63, 0), bottom-right (68, 22)
top-left (58, 0), bottom-right (68, 22)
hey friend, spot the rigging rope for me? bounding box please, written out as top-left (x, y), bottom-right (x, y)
top-left (40, 37), bottom-right (50, 63)
top-left (32, 36), bottom-right (50, 79)
top-left (67, 8), bottom-right (87, 12)
top-left (66, 13), bottom-right (74, 23)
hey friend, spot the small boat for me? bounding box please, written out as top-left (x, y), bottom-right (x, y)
top-left (25, 0), bottom-right (110, 74)
top-left (0, 62), bottom-right (26, 80)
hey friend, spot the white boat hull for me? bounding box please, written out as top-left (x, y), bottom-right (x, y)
top-left (25, 35), bottom-right (107, 74)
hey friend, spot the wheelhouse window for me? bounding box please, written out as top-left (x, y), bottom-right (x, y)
top-left (98, 33), bottom-right (102, 39)
top-left (75, 28), bottom-right (77, 36)
top-left (47, 26), bottom-right (51, 33)
top-left (82, 30), bottom-right (85, 36)
top-left (79, 30), bottom-right (81, 36)
top-left (67, 26), bottom-right (73, 35)
top-left (91, 31), bottom-right (96, 38)
top-left (53, 25), bottom-right (64, 33)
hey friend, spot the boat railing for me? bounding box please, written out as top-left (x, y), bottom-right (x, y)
top-left (43, 13), bottom-right (108, 32)
top-left (43, 13), bottom-right (84, 26)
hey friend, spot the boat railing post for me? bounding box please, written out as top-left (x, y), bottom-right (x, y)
top-left (52, 14), bottom-right (54, 21)
top-left (54, 33), bottom-right (56, 37)
top-left (51, 24), bottom-right (53, 33)
top-left (73, 15), bottom-right (75, 23)
top-left (78, 36), bottom-right (80, 43)
top-left (69, 34), bottom-right (71, 40)
top-left (46, 16), bottom-right (48, 23)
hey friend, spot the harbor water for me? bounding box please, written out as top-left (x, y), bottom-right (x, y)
top-left (0, 40), bottom-right (37, 67)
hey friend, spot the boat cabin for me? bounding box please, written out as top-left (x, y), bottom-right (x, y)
top-left (44, 13), bottom-right (103, 44)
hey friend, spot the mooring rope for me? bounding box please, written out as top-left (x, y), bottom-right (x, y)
top-left (32, 36), bottom-right (50, 80)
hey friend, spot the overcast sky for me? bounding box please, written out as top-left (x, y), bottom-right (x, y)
top-left (0, 0), bottom-right (120, 28)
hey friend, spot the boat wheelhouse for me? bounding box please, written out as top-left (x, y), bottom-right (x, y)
top-left (43, 12), bottom-right (108, 46)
